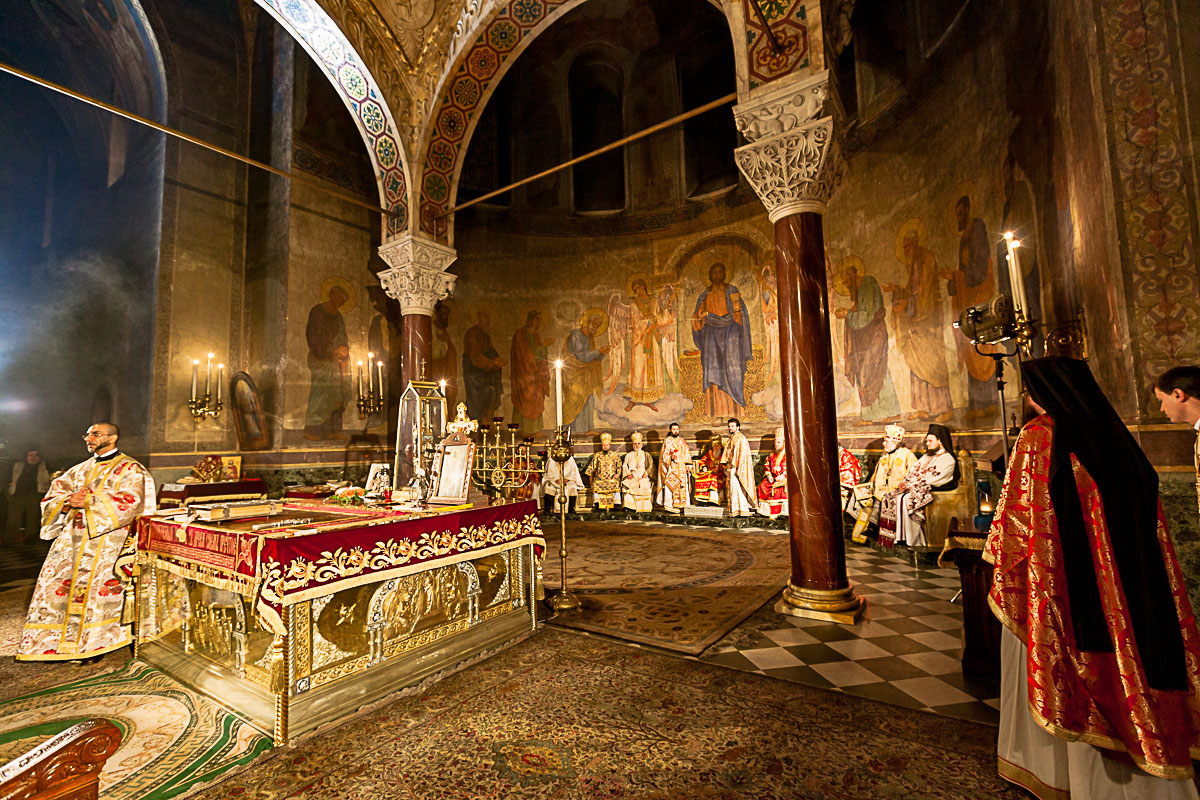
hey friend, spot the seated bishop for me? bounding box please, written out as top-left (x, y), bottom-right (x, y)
top-left (584, 432), bottom-right (622, 510)
top-left (847, 425), bottom-right (918, 543)
top-left (756, 426), bottom-right (788, 518)
top-left (622, 432), bottom-right (654, 513)
top-left (692, 434), bottom-right (726, 505)
top-left (541, 454), bottom-right (585, 514)
top-left (878, 424), bottom-right (957, 548)
top-left (838, 444), bottom-right (861, 510)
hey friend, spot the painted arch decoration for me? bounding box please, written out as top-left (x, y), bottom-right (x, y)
top-left (418, 0), bottom-right (814, 243)
top-left (254, 0), bottom-right (410, 236)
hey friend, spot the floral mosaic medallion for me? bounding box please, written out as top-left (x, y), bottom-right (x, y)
top-left (491, 740), bottom-right (576, 784)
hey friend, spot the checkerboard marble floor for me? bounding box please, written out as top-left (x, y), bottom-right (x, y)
top-left (601, 518), bottom-right (1000, 725)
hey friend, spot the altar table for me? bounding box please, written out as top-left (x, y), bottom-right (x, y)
top-left (134, 500), bottom-right (543, 744)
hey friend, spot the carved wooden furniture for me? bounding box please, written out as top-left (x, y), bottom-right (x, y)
top-left (157, 478), bottom-right (268, 508)
top-left (0, 719), bottom-right (121, 800)
top-left (133, 500), bottom-right (543, 746)
top-left (938, 531), bottom-right (1001, 680)
top-left (922, 449), bottom-right (978, 552)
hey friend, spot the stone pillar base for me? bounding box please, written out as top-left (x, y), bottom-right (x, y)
top-left (774, 580), bottom-right (864, 625)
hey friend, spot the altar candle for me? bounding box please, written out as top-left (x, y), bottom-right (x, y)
top-left (1010, 239), bottom-right (1030, 316)
top-left (205, 353), bottom-right (213, 397)
top-left (216, 364), bottom-right (224, 404)
top-left (1003, 233), bottom-right (1025, 315)
top-left (357, 361), bottom-right (364, 399)
top-left (376, 361), bottom-right (384, 401)
top-left (554, 359), bottom-right (563, 428)
top-left (191, 359), bottom-right (199, 401)
top-left (367, 351), bottom-right (375, 396)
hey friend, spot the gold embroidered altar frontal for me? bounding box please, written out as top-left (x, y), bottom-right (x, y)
top-left (134, 501), bottom-right (544, 744)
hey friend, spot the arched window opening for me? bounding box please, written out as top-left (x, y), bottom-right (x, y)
top-left (678, 26), bottom-right (738, 198)
top-left (569, 53), bottom-right (625, 213)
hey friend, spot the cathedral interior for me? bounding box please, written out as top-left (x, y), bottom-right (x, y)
top-left (0, 0), bottom-right (1198, 797)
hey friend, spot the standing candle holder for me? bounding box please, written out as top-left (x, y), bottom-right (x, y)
top-left (545, 426), bottom-right (580, 612)
top-left (470, 419), bottom-right (539, 502)
top-left (356, 354), bottom-right (385, 418)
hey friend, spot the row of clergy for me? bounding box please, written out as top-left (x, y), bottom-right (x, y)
top-left (539, 420), bottom-right (958, 547)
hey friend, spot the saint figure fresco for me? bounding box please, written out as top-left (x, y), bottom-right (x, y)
top-left (625, 277), bottom-right (664, 411)
top-left (759, 265), bottom-right (779, 380)
top-left (510, 309), bottom-right (552, 431)
top-left (462, 306), bottom-right (505, 422)
top-left (430, 300), bottom-right (458, 410)
top-left (691, 262), bottom-right (752, 416)
top-left (304, 281), bottom-right (351, 440)
top-left (562, 308), bottom-right (610, 432)
top-left (885, 220), bottom-right (952, 419)
top-left (945, 188), bottom-right (997, 413)
top-left (833, 256), bottom-right (900, 421)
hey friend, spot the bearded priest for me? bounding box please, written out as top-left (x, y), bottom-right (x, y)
top-left (17, 423), bottom-right (155, 663)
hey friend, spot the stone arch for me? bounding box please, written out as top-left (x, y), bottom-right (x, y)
top-left (417, 0), bottom-right (767, 245)
top-left (252, 0), bottom-right (411, 237)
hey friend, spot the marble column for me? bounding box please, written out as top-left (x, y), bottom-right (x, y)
top-left (377, 235), bottom-right (457, 388)
top-left (734, 72), bottom-right (863, 624)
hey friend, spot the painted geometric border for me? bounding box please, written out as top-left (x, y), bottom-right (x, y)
top-left (255, 0), bottom-right (410, 236)
top-left (418, 0), bottom-right (582, 242)
top-left (742, 0), bottom-right (810, 91)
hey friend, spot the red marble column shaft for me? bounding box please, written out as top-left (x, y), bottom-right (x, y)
top-left (776, 212), bottom-right (850, 592)
top-left (402, 312), bottom-right (432, 387)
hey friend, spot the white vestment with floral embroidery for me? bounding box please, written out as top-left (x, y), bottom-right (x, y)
top-left (17, 453), bottom-right (155, 661)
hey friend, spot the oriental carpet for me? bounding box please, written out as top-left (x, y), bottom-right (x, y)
top-left (191, 627), bottom-right (1024, 799)
top-left (540, 520), bottom-right (790, 653)
top-left (0, 660), bottom-right (272, 799)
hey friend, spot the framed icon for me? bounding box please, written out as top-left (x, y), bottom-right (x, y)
top-left (428, 432), bottom-right (474, 505)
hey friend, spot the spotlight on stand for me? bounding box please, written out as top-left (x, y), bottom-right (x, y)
top-left (953, 293), bottom-right (1017, 346)
top-left (953, 293), bottom-right (1019, 468)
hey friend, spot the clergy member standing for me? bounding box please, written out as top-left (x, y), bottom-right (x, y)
top-left (540, 454), bottom-right (585, 514)
top-left (987, 357), bottom-right (1200, 799)
top-left (723, 418), bottom-right (754, 517)
top-left (878, 424), bottom-right (956, 547)
top-left (1153, 365), bottom-right (1200, 519)
top-left (656, 422), bottom-right (691, 513)
top-left (621, 432), bottom-right (654, 513)
top-left (585, 432), bottom-right (622, 510)
top-left (17, 423), bottom-right (155, 662)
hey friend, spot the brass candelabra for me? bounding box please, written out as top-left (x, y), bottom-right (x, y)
top-left (188, 392), bottom-right (222, 420)
top-left (470, 419), bottom-right (539, 502)
top-left (545, 426), bottom-right (580, 613)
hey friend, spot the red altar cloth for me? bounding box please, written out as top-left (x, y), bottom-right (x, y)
top-left (137, 500), bottom-right (543, 634)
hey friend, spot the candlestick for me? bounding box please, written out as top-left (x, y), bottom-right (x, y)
top-left (205, 353), bottom-right (213, 397)
top-left (554, 359), bottom-right (563, 428)
top-left (357, 361), bottom-right (364, 400)
top-left (216, 364), bottom-right (224, 404)
top-left (367, 351), bottom-right (375, 397)
top-left (191, 359), bottom-right (198, 402)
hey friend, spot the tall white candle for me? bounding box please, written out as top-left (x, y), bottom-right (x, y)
top-left (1003, 233), bottom-right (1026, 315)
top-left (216, 364), bottom-right (224, 404)
top-left (191, 359), bottom-right (198, 401)
top-left (376, 361), bottom-right (384, 401)
top-left (205, 353), bottom-right (213, 397)
top-left (1010, 239), bottom-right (1030, 316)
top-left (554, 359), bottom-right (563, 428)
top-left (367, 351), bottom-right (375, 396)
top-left (357, 361), bottom-right (364, 400)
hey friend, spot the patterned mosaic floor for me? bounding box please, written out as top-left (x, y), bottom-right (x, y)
top-left (600, 518), bottom-right (1001, 726)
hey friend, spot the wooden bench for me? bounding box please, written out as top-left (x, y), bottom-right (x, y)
top-left (0, 719), bottom-right (121, 800)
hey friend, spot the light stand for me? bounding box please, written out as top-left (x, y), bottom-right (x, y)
top-left (545, 426), bottom-right (580, 613)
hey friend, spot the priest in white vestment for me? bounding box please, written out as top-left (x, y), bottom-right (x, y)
top-left (723, 417), bottom-right (755, 517)
top-left (622, 432), bottom-right (654, 512)
top-left (878, 424), bottom-right (956, 547)
top-left (540, 455), bottom-right (585, 513)
top-left (17, 423), bottom-right (155, 662)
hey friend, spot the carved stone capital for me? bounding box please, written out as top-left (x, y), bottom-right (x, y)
top-left (377, 235), bottom-right (457, 316)
top-left (733, 70), bottom-right (830, 141)
top-left (735, 116), bottom-right (844, 221)
top-left (733, 72), bottom-right (843, 220)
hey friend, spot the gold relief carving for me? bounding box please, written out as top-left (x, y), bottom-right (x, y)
top-left (475, 553), bottom-right (510, 609)
top-left (188, 603), bottom-right (235, 658)
top-left (381, 565), bottom-right (470, 639)
top-left (311, 628), bottom-right (357, 671)
top-left (309, 652), bottom-right (373, 689)
top-left (383, 617), bottom-right (470, 659)
top-left (258, 516), bottom-right (543, 607)
top-left (293, 601), bottom-right (312, 680)
top-left (681, 347), bottom-right (768, 423)
top-left (315, 586), bottom-right (373, 656)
